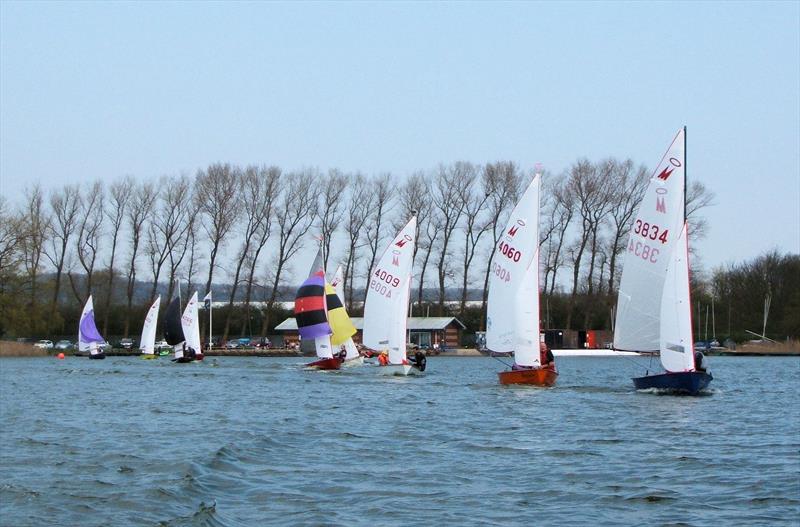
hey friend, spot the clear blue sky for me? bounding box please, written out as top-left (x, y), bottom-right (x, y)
top-left (1, 1), bottom-right (798, 272)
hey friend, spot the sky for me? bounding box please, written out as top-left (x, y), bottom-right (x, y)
top-left (1, 1), bottom-right (798, 275)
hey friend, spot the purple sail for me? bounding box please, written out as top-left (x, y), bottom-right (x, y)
top-left (294, 271), bottom-right (331, 340)
top-left (79, 311), bottom-right (104, 343)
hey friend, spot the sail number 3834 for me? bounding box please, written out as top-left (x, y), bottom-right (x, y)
top-left (634, 220), bottom-right (669, 244)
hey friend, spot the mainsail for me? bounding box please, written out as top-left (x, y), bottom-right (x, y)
top-left (486, 174), bottom-right (541, 367)
top-left (362, 216), bottom-right (417, 365)
top-left (78, 295), bottom-right (105, 353)
top-left (181, 292), bottom-right (202, 354)
top-left (614, 128), bottom-right (687, 353)
top-left (140, 296), bottom-right (161, 354)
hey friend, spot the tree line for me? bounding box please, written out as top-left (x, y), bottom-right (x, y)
top-left (7, 158), bottom-right (789, 344)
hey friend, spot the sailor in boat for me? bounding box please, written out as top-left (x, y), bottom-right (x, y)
top-left (408, 350), bottom-right (427, 371)
top-left (695, 351), bottom-right (708, 373)
top-left (378, 350), bottom-right (389, 366)
top-left (511, 342), bottom-right (555, 371)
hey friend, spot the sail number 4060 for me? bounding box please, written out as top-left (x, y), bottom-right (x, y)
top-left (498, 241), bottom-right (522, 262)
top-left (493, 262), bottom-right (511, 282)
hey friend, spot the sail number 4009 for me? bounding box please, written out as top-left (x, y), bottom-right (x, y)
top-left (370, 268), bottom-right (400, 298)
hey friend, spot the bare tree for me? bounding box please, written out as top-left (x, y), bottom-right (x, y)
top-left (196, 163), bottom-right (241, 296)
top-left (585, 160), bottom-right (615, 296)
top-left (44, 184), bottom-right (81, 315)
top-left (432, 162), bottom-right (472, 315)
top-left (564, 159), bottom-right (612, 328)
top-left (686, 180), bottom-right (715, 242)
top-left (68, 181), bottom-right (104, 304)
top-left (260, 169), bottom-right (318, 336)
top-left (316, 169), bottom-right (348, 271)
top-left (0, 197), bottom-right (22, 278)
top-left (541, 175), bottom-right (574, 296)
top-left (341, 173), bottom-right (373, 308)
top-left (605, 160), bottom-right (648, 293)
top-left (147, 176), bottom-right (192, 303)
top-left (397, 172), bottom-right (435, 308)
top-left (221, 166), bottom-right (278, 340)
top-left (102, 177), bottom-right (133, 334)
top-left (458, 169), bottom-right (492, 314)
top-left (123, 181), bottom-right (157, 336)
top-left (362, 174), bottom-right (394, 302)
top-left (479, 162), bottom-right (523, 328)
top-left (19, 186), bottom-right (50, 328)
top-left (239, 167), bottom-right (280, 337)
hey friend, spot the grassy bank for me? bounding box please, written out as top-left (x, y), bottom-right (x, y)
top-left (0, 341), bottom-right (49, 357)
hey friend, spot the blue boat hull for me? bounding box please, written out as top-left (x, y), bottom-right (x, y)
top-left (632, 371), bottom-right (712, 395)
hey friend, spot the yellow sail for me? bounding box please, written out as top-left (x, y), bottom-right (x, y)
top-left (325, 283), bottom-right (357, 345)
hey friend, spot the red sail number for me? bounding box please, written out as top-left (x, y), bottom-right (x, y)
top-left (499, 241), bottom-right (522, 262)
top-left (634, 220), bottom-right (669, 244)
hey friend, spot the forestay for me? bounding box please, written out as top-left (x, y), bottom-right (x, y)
top-left (614, 129), bottom-right (686, 352)
top-left (362, 216), bottom-right (417, 365)
top-left (659, 223), bottom-right (695, 372)
top-left (486, 175), bottom-right (541, 366)
top-left (140, 296), bottom-right (161, 354)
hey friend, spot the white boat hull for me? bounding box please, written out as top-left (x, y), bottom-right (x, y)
top-left (341, 356), bottom-right (364, 368)
top-left (377, 364), bottom-right (422, 376)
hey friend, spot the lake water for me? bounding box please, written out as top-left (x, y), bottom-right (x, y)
top-left (1, 355), bottom-right (798, 526)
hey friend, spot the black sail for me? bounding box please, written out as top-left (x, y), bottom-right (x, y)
top-left (163, 297), bottom-right (185, 345)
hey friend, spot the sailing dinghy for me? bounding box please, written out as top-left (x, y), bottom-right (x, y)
top-left (295, 247), bottom-right (341, 370)
top-left (139, 296), bottom-right (161, 359)
top-left (487, 174), bottom-right (557, 386)
top-left (362, 216), bottom-right (424, 376)
top-left (330, 265), bottom-right (363, 367)
top-left (79, 295), bottom-right (107, 360)
top-left (613, 127), bottom-right (712, 395)
top-left (164, 296), bottom-right (196, 363)
top-left (181, 292), bottom-right (204, 361)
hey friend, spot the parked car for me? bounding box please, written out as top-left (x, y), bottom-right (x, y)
top-left (225, 340), bottom-right (240, 349)
top-left (55, 340), bottom-right (74, 350)
top-left (34, 340), bottom-right (54, 349)
top-left (118, 338), bottom-right (136, 349)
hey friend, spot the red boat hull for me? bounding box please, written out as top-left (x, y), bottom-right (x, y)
top-left (306, 357), bottom-right (342, 370)
top-left (498, 368), bottom-right (558, 386)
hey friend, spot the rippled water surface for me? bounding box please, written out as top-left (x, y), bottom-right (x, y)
top-left (1, 355), bottom-right (798, 526)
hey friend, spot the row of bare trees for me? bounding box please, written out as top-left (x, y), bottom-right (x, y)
top-left (0, 158), bottom-right (715, 339)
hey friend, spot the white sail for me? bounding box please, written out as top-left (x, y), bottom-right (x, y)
top-left (486, 175), bottom-right (541, 366)
top-left (314, 335), bottom-right (334, 359)
top-left (181, 292), bottom-right (202, 353)
top-left (659, 223), bottom-right (695, 372)
top-left (362, 216), bottom-right (417, 365)
top-left (614, 129), bottom-right (687, 352)
top-left (331, 265), bottom-right (345, 308)
top-left (78, 295), bottom-right (105, 354)
top-left (140, 296), bottom-right (161, 354)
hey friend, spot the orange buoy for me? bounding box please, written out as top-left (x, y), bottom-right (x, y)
top-left (56, 352), bottom-right (65, 359)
